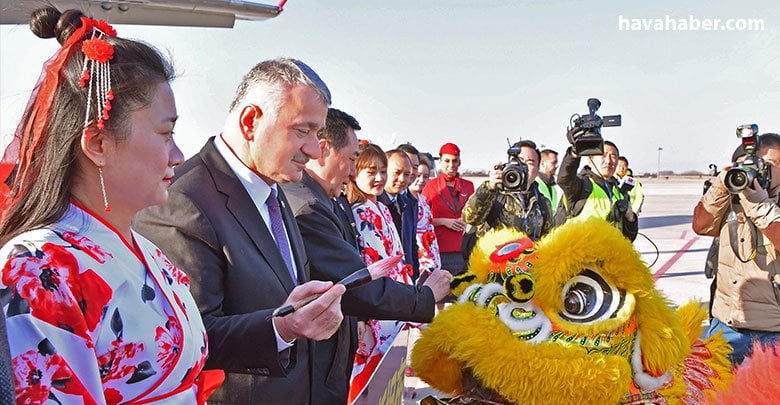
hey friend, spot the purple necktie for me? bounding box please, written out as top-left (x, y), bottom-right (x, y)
top-left (266, 189), bottom-right (297, 284)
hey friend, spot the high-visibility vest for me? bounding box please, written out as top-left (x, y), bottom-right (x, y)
top-left (628, 180), bottom-right (644, 214)
top-left (535, 177), bottom-right (560, 211)
top-left (567, 177), bottom-right (626, 228)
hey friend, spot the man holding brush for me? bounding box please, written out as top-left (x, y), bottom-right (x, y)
top-left (136, 58), bottom-right (345, 404)
top-left (283, 108), bottom-right (452, 404)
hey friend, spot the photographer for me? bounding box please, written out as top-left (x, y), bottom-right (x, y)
top-left (693, 132), bottom-right (780, 365)
top-left (557, 140), bottom-right (638, 241)
top-left (462, 140), bottom-right (554, 246)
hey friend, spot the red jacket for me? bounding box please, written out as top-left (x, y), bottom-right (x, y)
top-left (422, 174), bottom-right (474, 252)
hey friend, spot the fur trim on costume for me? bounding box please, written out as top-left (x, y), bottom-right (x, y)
top-left (631, 332), bottom-right (672, 390)
top-left (707, 342), bottom-right (780, 405)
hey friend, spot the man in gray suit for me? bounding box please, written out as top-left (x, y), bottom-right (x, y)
top-left (135, 58), bottom-right (345, 404)
top-left (282, 109), bottom-right (452, 404)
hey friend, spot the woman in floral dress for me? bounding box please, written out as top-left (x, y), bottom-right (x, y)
top-left (0, 8), bottom-right (218, 404)
top-left (345, 143), bottom-right (413, 400)
top-left (408, 155), bottom-right (442, 274)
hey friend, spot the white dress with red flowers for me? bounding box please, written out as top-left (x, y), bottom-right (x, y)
top-left (348, 198), bottom-right (413, 400)
top-left (1, 202), bottom-right (210, 405)
top-left (415, 193), bottom-right (441, 272)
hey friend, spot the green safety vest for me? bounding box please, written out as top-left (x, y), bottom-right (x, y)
top-left (567, 177), bottom-right (626, 228)
top-left (535, 177), bottom-right (560, 211)
top-left (628, 180), bottom-right (644, 214)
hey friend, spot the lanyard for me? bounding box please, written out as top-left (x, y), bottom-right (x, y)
top-left (598, 178), bottom-right (615, 202)
top-left (517, 188), bottom-right (541, 240)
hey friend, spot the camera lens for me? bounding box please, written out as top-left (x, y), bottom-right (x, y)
top-left (726, 171), bottom-right (747, 190)
top-left (724, 167), bottom-right (753, 193)
top-left (732, 172), bottom-right (747, 187)
top-left (502, 165), bottom-right (526, 191)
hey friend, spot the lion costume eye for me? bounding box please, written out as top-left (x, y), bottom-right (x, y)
top-left (559, 269), bottom-right (623, 324)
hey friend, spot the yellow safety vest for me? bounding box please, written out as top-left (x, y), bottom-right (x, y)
top-left (535, 177), bottom-right (560, 211)
top-left (568, 178), bottom-right (626, 228)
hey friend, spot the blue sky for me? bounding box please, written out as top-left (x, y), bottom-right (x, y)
top-left (2, 0), bottom-right (779, 173)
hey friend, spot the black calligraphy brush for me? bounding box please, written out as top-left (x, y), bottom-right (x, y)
top-left (272, 255), bottom-right (403, 317)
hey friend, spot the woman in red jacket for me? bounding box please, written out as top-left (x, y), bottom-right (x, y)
top-left (421, 143), bottom-right (474, 275)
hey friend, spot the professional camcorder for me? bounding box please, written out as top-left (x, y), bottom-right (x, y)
top-left (495, 144), bottom-right (529, 192)
top-left (566, 98), bottom-right (622, 156)
top-left (723, 124), bottom-right (770, 193)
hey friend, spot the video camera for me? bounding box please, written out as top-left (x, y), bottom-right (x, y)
top-left (566, 98), bottom-right (622, 156)
top-left (495, 144), bottom-right (529, 192)
top-left (723, 124), bottom-right (770, 193)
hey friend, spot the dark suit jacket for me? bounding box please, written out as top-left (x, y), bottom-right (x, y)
top-left (0, 306), bottom-right (13, 403)
top-left (378, 191), bottom-right (420, 278)
top-left (135, 139), bottom-right (312, 404)
top-left (281, 173), bottom-right (435, 404)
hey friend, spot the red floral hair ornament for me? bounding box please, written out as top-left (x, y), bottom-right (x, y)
top-left (81, 38), bottom-right (114, 63)
top-left (0, 16), bottom-right (117, 217)
top-left (93, 19), bottom-right (117, 37)
top-left (78, 20), bottom-right (116, 133)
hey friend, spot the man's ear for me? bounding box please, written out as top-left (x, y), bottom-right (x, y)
top-left (318, 139), bottom-right (330, 163)
top-left (239, 104), bottom-right (263, 141)
top-left (80, 127), bottom-right (113, 168)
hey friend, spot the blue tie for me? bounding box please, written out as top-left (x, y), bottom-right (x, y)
top-left (266, 189), bottom-right (297, 284)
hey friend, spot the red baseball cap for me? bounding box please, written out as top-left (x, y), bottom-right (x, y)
top-left (439, 142), bottom-right (460, 156)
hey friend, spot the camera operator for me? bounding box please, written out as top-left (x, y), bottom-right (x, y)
top-left (462, 140), bottom-right (554, 248)
top-left (557, 140), bottom-right (638, 241)
top-left (693, 132), bottom-right (780, 365)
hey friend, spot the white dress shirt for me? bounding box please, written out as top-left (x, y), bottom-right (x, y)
top-left (214, 135), bottom-right (297, 351)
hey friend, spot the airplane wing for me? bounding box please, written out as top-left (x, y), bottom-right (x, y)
top-left (0, 0), bottom-right (285, 28)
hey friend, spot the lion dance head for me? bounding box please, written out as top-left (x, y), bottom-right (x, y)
top-left (411, 219), bottom-right (732, 404)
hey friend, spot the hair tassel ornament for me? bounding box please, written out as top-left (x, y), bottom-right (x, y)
top-left (79, 20), bottom-right (116, 133)
top-left (0, 17), bottom-right (118, 218)
top-left (79, 20), bottom-right (116, 212)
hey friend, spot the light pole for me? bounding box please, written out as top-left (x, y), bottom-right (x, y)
top-left (657, 147), bottom-right (663, 178)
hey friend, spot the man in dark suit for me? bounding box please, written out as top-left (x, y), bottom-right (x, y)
top-left (282, 109), bottom-right (452, 404)
top-left (379, 149), bottom-right (421, 278)
top-left (135, 58), bottom-right (345, 404)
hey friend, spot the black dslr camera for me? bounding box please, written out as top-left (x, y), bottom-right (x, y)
top-left (723, 124), bottom-right (770, 193)
top-left (495, 144), bottom-right (529, 192)
top-left (566, 98), bottom-right (622, 156)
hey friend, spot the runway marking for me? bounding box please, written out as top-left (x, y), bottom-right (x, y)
top-left (679, 230), bottom-right (688, 239)
top-left (652, 236), bottom-right (701, 281)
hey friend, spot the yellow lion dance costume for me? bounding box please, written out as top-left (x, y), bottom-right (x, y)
top-left (411, 219), bottom-right (732, 404)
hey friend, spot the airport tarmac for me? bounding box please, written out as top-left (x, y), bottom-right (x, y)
top-left (403, 176), bottom-right (715, 404)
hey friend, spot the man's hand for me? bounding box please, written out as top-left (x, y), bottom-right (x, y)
top-left (740, 178), bottom-right (770, 204)
top-left (624, 205), bottom-right (636, 222)
top-left (487, 163), bottom-right (503, 190)
top-left (422, 269), bottom-right (453, 302)
top-left (273, 280), bottom-right (346, 342)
